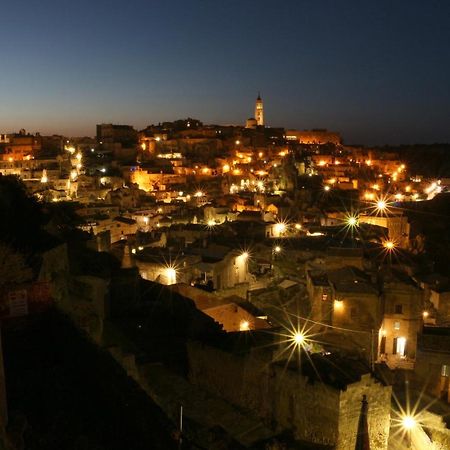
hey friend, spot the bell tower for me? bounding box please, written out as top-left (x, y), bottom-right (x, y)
top-left (255, 93), bottom-right (264, 126)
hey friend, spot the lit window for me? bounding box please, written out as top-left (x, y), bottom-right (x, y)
top-left (394, 321), bottom-right (400, 330)
top-left (396, 337), bottom-right (406, 357)
top-left (442, 365), bottom-right (449, 377)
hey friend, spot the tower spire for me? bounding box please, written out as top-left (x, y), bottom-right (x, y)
top-left (255, 93), bottom-right (264, 126)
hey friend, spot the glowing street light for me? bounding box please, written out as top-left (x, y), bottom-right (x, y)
top-left (240, 320), bottom-right (250, 331)
top-left (346, 215), bottom-right (359, 228)
top-left (165, 267), bottom-right (177, 285)
top-left (384, 240), bottom-right (396, 251)
top-left (274, 222), bottom-right (286, 235)
top-left (401, 415), bottom-right (416, 448)
top-left (324, 185), bottom-right (331, 192)
top-left (241, 251), bottom-right (249, 259)
top-left (402, 415), bottom-right (416, 430)
top-left (207, 219), bottom-right (216, 227)
top-left (293, 332), bottom-right (305, 346)
top-left (274, 246), bottom-right (281, 253)
top-left (376, 199), bottom-right (387, 211)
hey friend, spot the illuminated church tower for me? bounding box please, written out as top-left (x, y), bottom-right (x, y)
top-left (255, 93), bottom-right (264, 126)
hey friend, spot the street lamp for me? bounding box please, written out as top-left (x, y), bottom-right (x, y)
top-left (384, 241), bottom-right (395, 250)
top-left (293, 332), bottom-right (305, 346)
top-left (347, 216), bottom-right (358, 227)
top-left (401, 415), bottom-right (416, 448)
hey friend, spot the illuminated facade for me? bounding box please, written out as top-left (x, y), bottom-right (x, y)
top-left (285, 129), bottom-right (341, 145)
top-left (255, 93), bottom-right (264, 126)
top-left (0, 131), bottom-right (41, 161)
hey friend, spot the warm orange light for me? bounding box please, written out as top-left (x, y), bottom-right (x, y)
top-left (240, 320), bottom-right (250, 331)
top-left (274, 222), bottom-right (286, 234)
top-left (334, 300), bottom-right (344, 310)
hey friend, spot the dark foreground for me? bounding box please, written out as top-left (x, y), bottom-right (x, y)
top-left (2, 309), bottom-right (177, 450)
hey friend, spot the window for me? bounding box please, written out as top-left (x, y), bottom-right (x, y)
top-left (322, 293), bottom-right (328, 301)
top-left (394, 321), bottom-right (400, 330)
top-left (395, 304), bottom-right (403, 314)
top-left (442, 365), bottom-right (450, 377)
top-left (397, 337), bottom-right (407, 357)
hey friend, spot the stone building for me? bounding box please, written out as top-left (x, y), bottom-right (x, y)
top-left (255, 93), bottom-right (264, 126)
top-left (285, 129), bottom-right (341, 145)
top-left (415, 329), bottom-right (450, 402)
top-left (96, 123), bottom-right (138, 147)
top-left (0, 130), bottom-right (42, 160)
top-left (359, 213), bottom-right (410, 248)
top-left (307, 267), bottom-right (381, 332)
top-left (187, 338), bottom-right (392, 450)
top-left (378, 270), bottom-right (423, 370)
top-left (187, 244), bottom-right (251, 290)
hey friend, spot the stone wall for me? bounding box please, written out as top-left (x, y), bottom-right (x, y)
top-left (187, 341), bottom-right (392, 449)
top-left (338, 374), bottom-right (391, 450)
top-left (415, 410), bottom-right (450, 450)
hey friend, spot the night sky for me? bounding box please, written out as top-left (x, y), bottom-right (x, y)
top-left (1, 0), bottom-right (449, 145)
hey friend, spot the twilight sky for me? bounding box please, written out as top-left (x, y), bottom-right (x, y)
top-left (1, 0), bottom-right (449, 145)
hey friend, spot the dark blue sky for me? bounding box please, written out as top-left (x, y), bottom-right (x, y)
top-left (1, 0), bottom-right (449, 144)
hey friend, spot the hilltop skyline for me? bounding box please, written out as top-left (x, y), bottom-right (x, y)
top-left (1, 0), bottom-right (450, 145)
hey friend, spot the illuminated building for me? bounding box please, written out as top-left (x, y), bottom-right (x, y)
top-left (377, 271), bottom-right (423, 370)
top-left (359, 212), bottom-right (410, 248)
top-left (285, 128), bottom-right (341, 145)
top-left (255, 93), bottom-right (264, 126)
top-left (0, 130), bottom-right (42, 161)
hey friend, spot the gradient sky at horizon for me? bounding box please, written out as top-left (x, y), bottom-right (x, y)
top-left (1, 0), bottom-right (449, 145)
